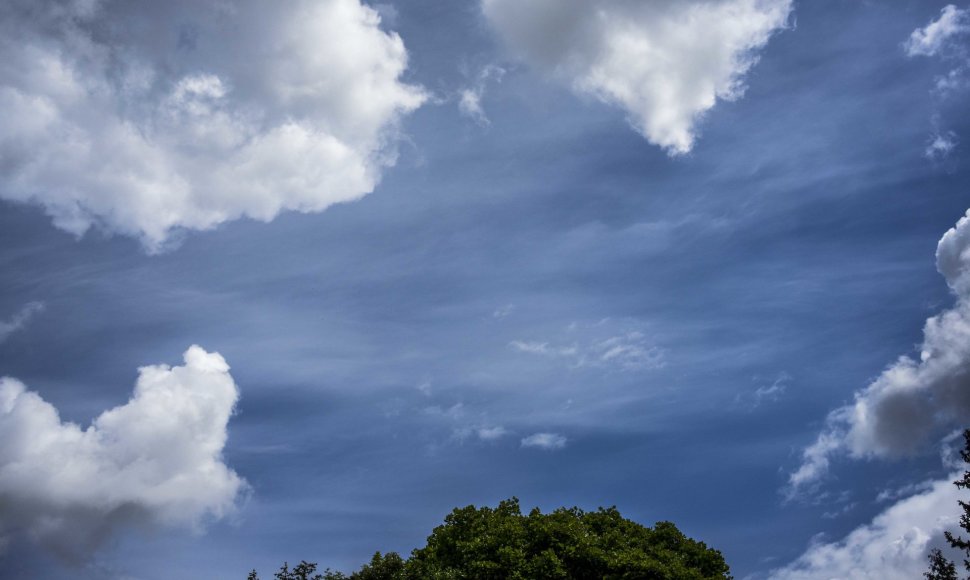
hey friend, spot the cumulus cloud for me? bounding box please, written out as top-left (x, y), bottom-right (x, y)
top-left (771, 471), bottom-right (960, 580)
top-left (481, 0), bottom-right (792, 154)
top-left (0, 0), bottom-right (425, 252)
top-left (510, 321), bottom-right (665, 372)
top-left (0, 302), bottom-right (44, 343)
top-left (521, 432), bottom-right (567, 450)
top-left (904, 5), bottom-right (970, 58)
top-left (0, 345), bottom-right (245, 559)
top-left (788, 209), bottom-right (970, 495)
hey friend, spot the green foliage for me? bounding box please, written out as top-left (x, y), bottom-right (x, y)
top-left (352, 552), bottom-right (407, 580)
top-left (251, 498), bottom-right (731, 579)
top-left (403, 499), bottom-right (730, 580)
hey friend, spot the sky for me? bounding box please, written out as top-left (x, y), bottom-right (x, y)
top-left (1, 0), bottom-right (970, 578)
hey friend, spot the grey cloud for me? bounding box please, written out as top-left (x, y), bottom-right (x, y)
top-left (789, 209), bottom-right (970, 494)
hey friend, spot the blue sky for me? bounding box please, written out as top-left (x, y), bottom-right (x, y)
top-left (1, 0), bottom-right (970, 578)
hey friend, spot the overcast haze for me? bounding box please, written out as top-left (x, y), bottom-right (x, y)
top-left (2, 1), bottom-right (970, 579)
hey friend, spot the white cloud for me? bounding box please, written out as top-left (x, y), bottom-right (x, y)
top-left (586, 331), bottom-right (665, 371)
top-left (0, 302), bottom-right (44, 343)
top-left (416, 380), bottom-right (433, 396)
top-left (876, 480), bottom-right (935, 504)
top-left (510, 340), bottom-right (579, 358)
top-left (476, 426), bottom-right (509, 441)
top-left (926, 131), bottom-right (959, 160)
top-left (753, 372), bottom-right (790, 405)
top-left (481, 0), bottom-right (792, 154)
top-left (458, 65), bottom-right (506, 127)
top-left (450, 424), bottom-right (511, 446)
top-left (492, 304), bottom-right (515, 319)
top-left (521, 432), bottom-right (567, 450)
top-left (510, 321), bottom-right (665, 372)
top-left (905, 6), bottom-right (970, 156)
top-left (904, 5), bottom-right (970, 57)
top-left (0, 0), bottom-right (425, 252)
top-left (770, 471), bottom-right (960, 580)
top-left (0, 345), bottom-right (245, 558)
top-left (787, 432), bottom-right (844, 496)
top-left (423, 402), bottom-right (466, 425)
top-left (735, 372), bottom-right (791, 411)
top-left (935, 66), bottom-right (970, 96)
top-left (372, 3), bottom-right (400, 28)
top-left (458, 90), bottom-right (486, 125)
top-left (789, 209), bottom-right (970, 495)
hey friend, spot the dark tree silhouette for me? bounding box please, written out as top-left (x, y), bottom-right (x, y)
top-left (247, 560), bottom-right (324, 580)
top-left (926, 548), bottom-right (958, 580)
top-left (926, 430), bottom-right (970, 580)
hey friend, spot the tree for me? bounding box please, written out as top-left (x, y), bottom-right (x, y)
top-left (927, 429), bottom-right (970, 580)
top-left (352, 552), bottom-right (406, 580)
top-left (251, 498), bottom-right (731, 579)
top-left (272, 560), bottom-right (324, 580)
top-left (403, 498), bottom-right (730, 579)
top-left (926, 548), bottom-right (958, 580)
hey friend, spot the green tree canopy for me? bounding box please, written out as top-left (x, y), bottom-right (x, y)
top-left (252, 498), bottom-right (731, 580)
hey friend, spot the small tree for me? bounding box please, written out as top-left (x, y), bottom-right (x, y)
top-left (927, 430), bottom-right (970, 580)
top-left (274, 560), bottom-right (324, 580)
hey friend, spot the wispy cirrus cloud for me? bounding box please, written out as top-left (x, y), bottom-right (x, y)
top-left (458, 64), bottom-right (506, 127)
top-left (734, 372), bottom-right (791, 411)
top-left (521, 432), bottom-right (567, 450)
top-left (0, 302), bottom-right (44, 343)
top-left (510, 320), bottom-right (665, 373)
